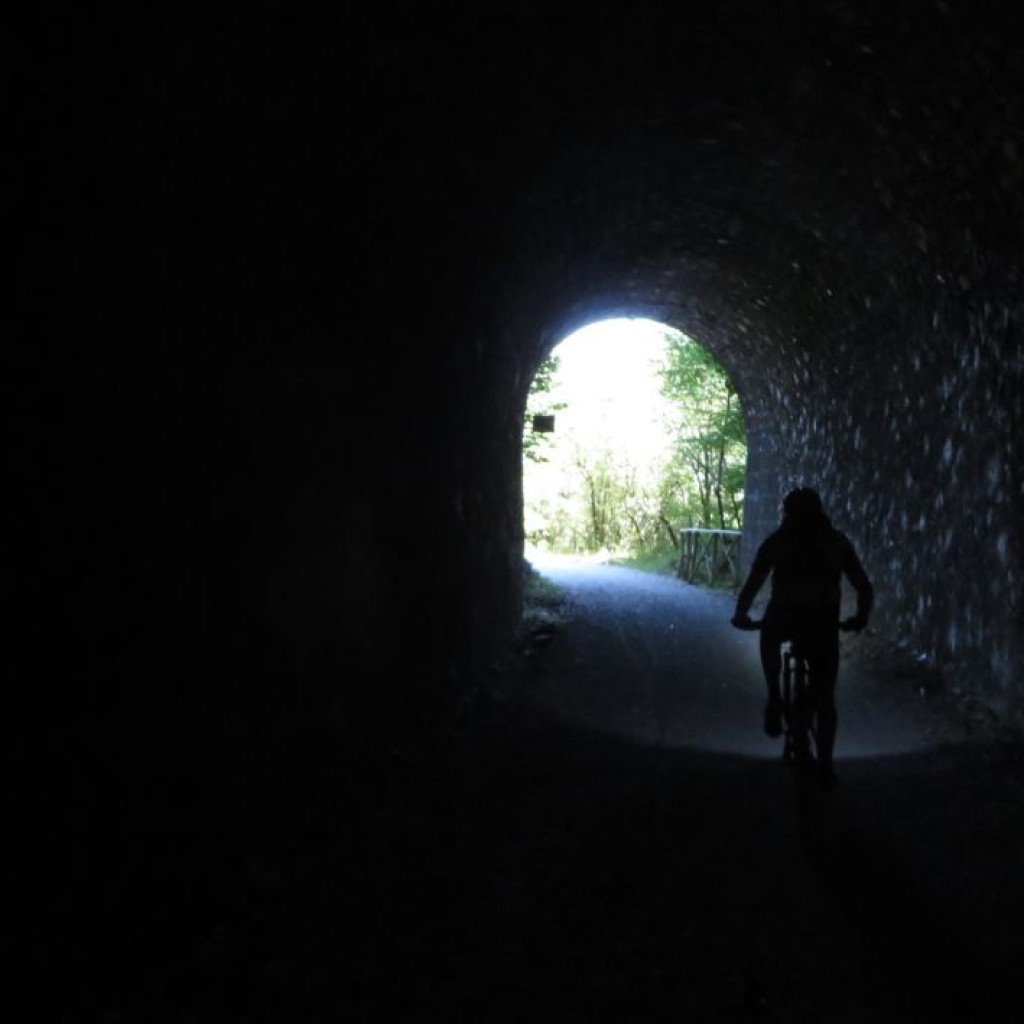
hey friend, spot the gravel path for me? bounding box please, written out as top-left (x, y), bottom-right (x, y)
top-left (36, 559), bottom-right (1024, 1023)
top-left (522, 554), bottom-right (949, 761)
top-left (491, 556), bottom-right (1024, 1023)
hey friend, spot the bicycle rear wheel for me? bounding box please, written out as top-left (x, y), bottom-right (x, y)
top-left (790, 656), bottom-right (816, 765)
top-left (781, 650), bottom-right (796, 764)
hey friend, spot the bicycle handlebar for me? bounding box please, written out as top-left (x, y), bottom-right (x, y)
top-left (731, 617), bottom-right (763, 631)
top-left (731, 616), bottom-right (862, 633)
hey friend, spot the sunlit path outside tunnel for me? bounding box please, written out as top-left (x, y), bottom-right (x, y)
top-left (524, 316), bottom-right (746, 576)
top-left (523, 318), bottom-right (682, 554)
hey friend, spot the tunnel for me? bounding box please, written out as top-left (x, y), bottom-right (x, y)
top-left (17, 0), bottom-right (1024, 772)
top-left (15, 2), bottom-right (1024, 1015)
top-left (93, 0), bottom-right (1024, 735)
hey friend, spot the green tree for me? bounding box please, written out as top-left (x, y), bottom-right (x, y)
top-left (656, 337), bottom-right (746, 530)
top-left (523, 354), bottom-right (566, 464)
top-left (521, 329), bottom-right (746, 562)
top-left (572, 443), bottom-right (633, 551)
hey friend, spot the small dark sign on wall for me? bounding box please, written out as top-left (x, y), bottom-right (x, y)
top-left (532, 414), bottom-right (556, 433)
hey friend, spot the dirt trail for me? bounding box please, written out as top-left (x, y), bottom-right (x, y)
top-left (35, 560), bottom-right (1024, 1023)
top-left (486, 557), bottom-right (1024, 1023)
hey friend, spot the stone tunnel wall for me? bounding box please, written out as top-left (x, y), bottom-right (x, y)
top-left (733, 281), bottom-right (1023, 726)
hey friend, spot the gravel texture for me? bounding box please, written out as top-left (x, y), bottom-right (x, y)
top-left (30, 558), bottom-right (1023, 1023)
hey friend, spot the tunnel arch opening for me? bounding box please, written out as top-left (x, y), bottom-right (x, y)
top-left (521, 316), bottom-right (747, 581)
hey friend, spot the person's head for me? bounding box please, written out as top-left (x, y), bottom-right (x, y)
top-left (782, 487), bottom-right (825, 524)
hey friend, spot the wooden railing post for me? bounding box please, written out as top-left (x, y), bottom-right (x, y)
top-left (677, 528), bottom-right (742, 587)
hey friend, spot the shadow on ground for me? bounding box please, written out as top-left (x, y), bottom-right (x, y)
top-left (19, 677), bottom-right (1024, 1023)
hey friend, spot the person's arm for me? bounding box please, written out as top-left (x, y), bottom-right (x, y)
top-left (731, 541), bottom-right (773, 626)
top-left (841, 539), bottom-right (874, 630)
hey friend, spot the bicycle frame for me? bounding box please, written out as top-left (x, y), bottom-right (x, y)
top-left (732, 616), bottom-right (855, 767)
top-left (781, 639), bottom-right (815, 766)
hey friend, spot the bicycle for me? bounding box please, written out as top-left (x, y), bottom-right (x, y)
top-left (732, 617), bottom-right (857, 768)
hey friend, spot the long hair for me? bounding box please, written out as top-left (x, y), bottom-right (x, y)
top-left (781, 487), bottom-right (829, 529)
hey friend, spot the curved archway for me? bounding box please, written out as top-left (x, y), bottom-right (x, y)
top-left (523, 317), bottom-right (746, 579)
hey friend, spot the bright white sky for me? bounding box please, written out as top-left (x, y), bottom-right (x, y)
top-left (548, 317), bottom-right (679, 461)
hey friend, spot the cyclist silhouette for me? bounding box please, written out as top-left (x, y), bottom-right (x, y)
top-left (731, 487), bottom-right (874, 787)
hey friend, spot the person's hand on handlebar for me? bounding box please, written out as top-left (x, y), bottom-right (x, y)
top-left (731, 612), bottom-right (756, 630)
top-left (840, 615), bottom-right (869, 633)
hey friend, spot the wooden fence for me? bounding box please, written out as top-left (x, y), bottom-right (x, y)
top-left (677, 528), bottom-right (743, 588)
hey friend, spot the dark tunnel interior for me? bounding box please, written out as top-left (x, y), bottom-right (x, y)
top-left (15, 1), bottom-right (1024, 1019)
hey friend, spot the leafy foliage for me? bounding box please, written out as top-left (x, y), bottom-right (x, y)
top-left (656, 336), bottom-right (746, 530)
top-left (522, 355), bottom-right (566, 464)
top-left (522, 329), bottom-right (746, 559)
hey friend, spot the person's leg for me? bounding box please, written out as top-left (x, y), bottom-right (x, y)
top-left (812, 675), bottom-right (837, 768)
top-left (759, 625), bottom-right (783, 737)
top-left (808, 629), bottom-right (840, 777)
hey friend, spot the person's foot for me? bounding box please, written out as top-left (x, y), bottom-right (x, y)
top-left (817, 764), bottom-right (839, 791)
top-left (763, 699), bottom-right (783, 737)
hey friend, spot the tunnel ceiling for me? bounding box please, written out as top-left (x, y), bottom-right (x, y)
top-left (286, 2), bottom-right (1016, 372)
top-left (460, 6), bottom-right (1021, 368)
top-left (97, 0), bottom-right (1020, 369)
